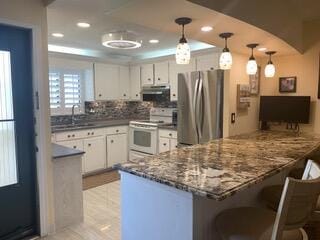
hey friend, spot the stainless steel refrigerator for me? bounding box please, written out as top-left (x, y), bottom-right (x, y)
top-left (178, 70), bottom-right (224, 145)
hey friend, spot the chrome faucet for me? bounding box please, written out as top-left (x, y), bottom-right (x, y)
top-left (71, 104), bottom-right (79, 125)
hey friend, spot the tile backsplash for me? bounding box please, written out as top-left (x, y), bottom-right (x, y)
top-left (51, 96), bottom-right (177, 126)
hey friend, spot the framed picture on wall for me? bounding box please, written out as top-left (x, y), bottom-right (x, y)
top-left (249, 66), bottom-right (260, 95)
top-left (279, 76), bottom-right (297, 93)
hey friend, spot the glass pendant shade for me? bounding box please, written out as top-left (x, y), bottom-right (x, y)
top-left (246, 59), bottom-right (258, 75)
top-left (176, 42), bottom-right (190, 64)
top-left (219, 51), bottom-right (232, 70)
top-left (265, 63), bottom-right (275, 78)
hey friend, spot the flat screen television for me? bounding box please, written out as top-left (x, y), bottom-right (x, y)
top-left (259, 96), bottom-right (310, 123)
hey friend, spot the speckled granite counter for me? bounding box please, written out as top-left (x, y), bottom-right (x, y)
top-left (51, 119), bottom-right (134, 133)
top-left (117, 131), bottom-right (320, 201)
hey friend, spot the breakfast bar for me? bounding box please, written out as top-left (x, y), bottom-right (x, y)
top-left (117, 131), bottom-right (320, 240)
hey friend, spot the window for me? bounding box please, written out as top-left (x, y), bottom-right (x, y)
top-left (49, 69), bottom-right (84, 115)
top-left (0, 50), bottom-right (18, 187)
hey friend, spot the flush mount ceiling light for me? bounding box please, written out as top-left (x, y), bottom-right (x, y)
top-left (219, 32), bottom-right (234, 70)
top-left (77, 22), bottom-right (90, 28)
top-left (265, 51), bottom-right (276, 78)
top-left (246, 43), bottom-right (259, 75)
top-left (149, 39), bottom-right (159, 44)
top-left (175, 17), bottom-right (192, 65)
top-left (52, 33), bottom-right (64, 38)
top-left (102, 31), bottom-right (142, 49)
top-left (201, 26), bottom-right (213, 32)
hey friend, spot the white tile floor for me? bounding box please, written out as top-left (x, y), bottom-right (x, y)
top-left (42, 181), bottom-right (121, 240)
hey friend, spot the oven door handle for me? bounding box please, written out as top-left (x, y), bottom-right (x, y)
top-left (130, 125), bottom-right (158, 131)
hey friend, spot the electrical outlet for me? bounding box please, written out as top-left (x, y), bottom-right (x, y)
top-left (231, 113), bottom-right (236, 124)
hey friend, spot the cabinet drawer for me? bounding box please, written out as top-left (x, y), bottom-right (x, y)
top-left (55, 130), bottom-right (87, 141)
top-left (159, 129), bottom-right (177, 139)
top-left (55, 128), bottom-right (104, 141)
top-left (106, 126), bottom-right (128, 135)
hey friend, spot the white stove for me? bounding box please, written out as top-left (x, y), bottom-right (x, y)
top-left (129, 108), bottom-right (176, 160)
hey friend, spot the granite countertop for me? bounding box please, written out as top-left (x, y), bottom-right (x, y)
top-left (52, 143), bottom-right (85, 160)
top-left (158, 124), bottom-right (178, 131)
top-left (116, 130), bottom-right (320, 201)
top-left (51, 119), bottom-right (133, 133)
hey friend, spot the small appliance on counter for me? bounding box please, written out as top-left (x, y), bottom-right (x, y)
top-left (129, 108), bottom-right (176, 160)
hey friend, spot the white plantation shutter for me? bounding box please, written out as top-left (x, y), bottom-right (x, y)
top-left (49, 69), bottom-right (83, 115)
top-left (64, 73), bottom-right (81, 108)
top-left (49, 72), bottom-right (61, 109)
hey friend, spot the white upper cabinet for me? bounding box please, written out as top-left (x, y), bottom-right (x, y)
top-left (169, 58), bottom-right (196, 101)
top-left (141, 64), bottom-right (154, 86)
top-left (94, 63), bottom-right (119, 100)
top-left (196, 53), bottom-right (220, 71)
top-left (119, 66), bottom-right (130, 100)
top-left (154, 61), bottom-right (169, 85)
top-left (129, 65), bottom-right (141, 101)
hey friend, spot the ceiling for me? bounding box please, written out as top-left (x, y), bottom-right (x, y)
top-left (47, 0), bottom-right (299, 61)
top-left (47, 0), bottom-right (214, 61)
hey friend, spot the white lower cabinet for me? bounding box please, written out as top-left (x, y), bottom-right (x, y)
top-left (53, 126), bottom-right (129, 175)
top-left (159, 137), bottom-right (170, 153)
top-left (83, 136), bottom-right (107, 173)
top-left (158, 129), bottom-right (178, 153)
top-left (107, 133), bottom-right (128, 166)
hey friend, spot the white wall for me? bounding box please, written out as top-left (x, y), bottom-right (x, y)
top-left (0, 0), bottom-right (54, 236)
top-left (224, 52), bottom-right (260, 137)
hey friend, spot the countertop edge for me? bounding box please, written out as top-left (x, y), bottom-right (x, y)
top-left (52, 143), bottom-right (85, 160)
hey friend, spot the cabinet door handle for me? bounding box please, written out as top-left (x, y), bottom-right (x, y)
top-left (163, 143), bottom-right (167, 146)
top-left (158, 78), bottom-right (160, 81)
top-left (136, 94), bottom-right (139, 97)
top-left (123, 94), bottom-right (126, 97)
top-left (169, 133), bottom-right (172, 137)
top-left (87, 132), bottom-right (90, 135)
top-left (67, 135), bottom-right (71, 138)
top-left (111, 140), bottom-right (114, 143)
top-left (148, 78), bottom-right (151, 81)
top-left (73, 146), bottom-right (77, 149)
top-left (99, 94), bottom-right (102, 97)
top-left (88, 143), bottom-right (91, 147)
top-left (116, 129), bottom-right (119, 133)
top-left (173, 94), bottom-right (176, 97)
top-left (72, 134), bottom-right (75, 137)
top-left (91, 132), bottom-right (94, 135)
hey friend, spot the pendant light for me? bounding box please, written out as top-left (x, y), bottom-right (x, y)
top-left (219, 32), bottom-right (234, 70)
top-left (175, 17), bottom-right (192, 65)
top-left (264, 51), bottom-right (276, 78)
top-left (246, 43), bottom-right (259, 75)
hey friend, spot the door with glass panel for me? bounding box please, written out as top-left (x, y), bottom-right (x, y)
top-left (0, 24), bottom-right (37, 239)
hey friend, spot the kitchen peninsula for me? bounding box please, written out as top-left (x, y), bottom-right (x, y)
top-left (117, 131), bottom-right (320, 240)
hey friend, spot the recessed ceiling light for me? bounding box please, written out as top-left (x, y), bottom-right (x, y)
top-left (77, 22), bottom-right (90, 28)
top-left (201, 26), bottom-right (213, 32)
top-left (258, 47), bottom-right (267, 52)
top-left (149, 39), bottom-right (159, 44)
top-left (52, 33), bottom-right (64, 38)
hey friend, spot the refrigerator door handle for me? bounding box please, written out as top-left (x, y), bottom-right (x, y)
top-left (196, 78), bottom-right (203, 140)
top-left (193, 78), bottom-right (200, 141)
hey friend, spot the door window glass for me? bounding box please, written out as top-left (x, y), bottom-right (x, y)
top-left (0, 51), bottom-right (17, 187)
